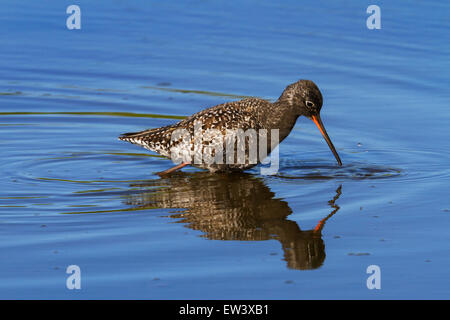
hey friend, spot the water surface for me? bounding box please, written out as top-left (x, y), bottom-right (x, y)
top-left (1, 1), bottom-right (450, 299)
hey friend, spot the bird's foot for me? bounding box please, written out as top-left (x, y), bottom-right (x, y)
top-left (156, 162), bottom-right (190, 177)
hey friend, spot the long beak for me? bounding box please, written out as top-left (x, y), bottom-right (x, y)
top-left (311, 114), bottom-right (342, 166)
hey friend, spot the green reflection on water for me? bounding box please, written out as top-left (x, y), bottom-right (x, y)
top-left (0, 91), bottom-right (22, 96)
top-left (0, 111), bottom-right (186, 120)
top-left (61, 206), bottom-right (157, 214)
top-left (37, 177), bottom-right (155, 184)
top-left (141, 86), bottom-right (254, 99)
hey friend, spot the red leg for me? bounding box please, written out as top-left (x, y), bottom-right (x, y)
top-left (156, 162), bottom-right (190, 177)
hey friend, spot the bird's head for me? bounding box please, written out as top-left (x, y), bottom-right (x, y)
top-left (279, 79), bottom-right (323, 117)
top-left (278, 79), bottom-right (342, 166)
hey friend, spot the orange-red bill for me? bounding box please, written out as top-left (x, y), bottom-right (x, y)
top-left (312, 115), bottom-right (342, 166)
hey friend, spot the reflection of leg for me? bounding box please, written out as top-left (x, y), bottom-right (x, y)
top-left (314, 185), bottom-right (342, 233)
top-left (156, 162), bottom-right (190, 177)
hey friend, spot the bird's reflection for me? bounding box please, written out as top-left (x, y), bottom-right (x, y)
top-left (125, 172), bottom-right (342, 270)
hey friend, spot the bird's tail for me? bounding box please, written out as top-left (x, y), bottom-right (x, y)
top-left (118, 125), bottom-right (176, 150)
top-left (119, 127), bottom-right (158, 145)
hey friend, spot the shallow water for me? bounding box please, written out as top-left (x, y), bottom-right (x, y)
top-left (1, 1), bottom-right (450, 299)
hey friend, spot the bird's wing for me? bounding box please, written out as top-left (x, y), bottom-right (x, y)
top-left (119, 98), bottom-right (269, 158)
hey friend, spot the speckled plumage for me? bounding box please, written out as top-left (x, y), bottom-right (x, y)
top-left (119, 98), bottom-right (271, 171)
top-left (119, 80), bottom-right (342, 172)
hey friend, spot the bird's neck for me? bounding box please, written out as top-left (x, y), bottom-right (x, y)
top-left (264, 100), bottom-right (300, 142)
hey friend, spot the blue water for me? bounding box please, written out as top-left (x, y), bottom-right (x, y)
top-left (1, 0), bottom-right (449, 299)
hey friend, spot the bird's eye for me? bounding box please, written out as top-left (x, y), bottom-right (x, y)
top-left (306, 101), bottom-right (315, 108)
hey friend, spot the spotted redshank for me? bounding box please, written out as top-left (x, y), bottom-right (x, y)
top-left (119, 79), bottom-right (342, 175)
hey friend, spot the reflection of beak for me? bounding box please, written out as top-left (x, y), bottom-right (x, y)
top-left (311, 114), bottom-right (343, 166)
